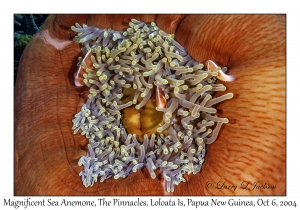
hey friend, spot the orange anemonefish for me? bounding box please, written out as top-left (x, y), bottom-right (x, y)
top-left (205, 60), bottom-right (235, 82)
top-left (74, 49), bottom-right (93, 87)
top-left (156, 86), bottom-right (167, 108)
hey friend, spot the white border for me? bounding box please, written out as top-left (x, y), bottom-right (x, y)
top-left (3, 0), bottom-right (299, 209)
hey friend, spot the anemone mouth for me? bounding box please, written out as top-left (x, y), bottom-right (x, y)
top-left (71, 19), bottom-right (234, 192)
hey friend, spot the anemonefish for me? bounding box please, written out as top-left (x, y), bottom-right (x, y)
top-left (205, 60), bottom-right (235, 82)
top-left (156, 86), bottom-right (167, 108)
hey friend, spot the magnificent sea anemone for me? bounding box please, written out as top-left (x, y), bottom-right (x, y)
top-left (14, 14), bottom-right (286, 195)
top-left (71, 19), bottom-right (235, 191)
